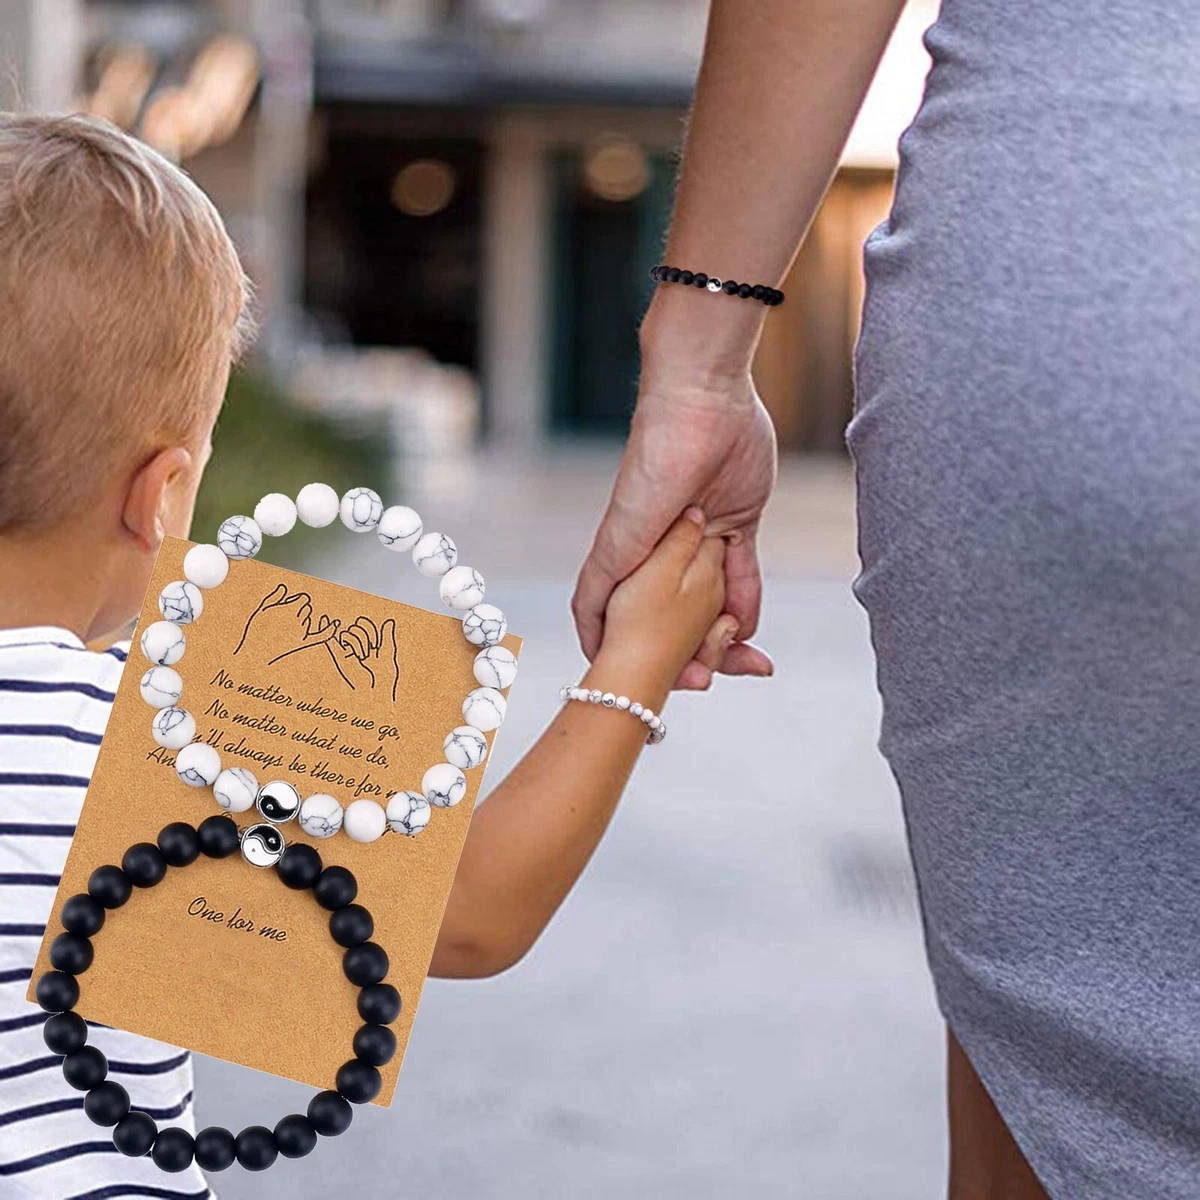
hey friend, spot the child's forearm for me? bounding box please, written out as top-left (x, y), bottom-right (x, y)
top-left (429, 648), bottom-right (672, 978)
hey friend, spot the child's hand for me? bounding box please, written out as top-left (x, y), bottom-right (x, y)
top-left (597, 508), bottom-right (728, 687)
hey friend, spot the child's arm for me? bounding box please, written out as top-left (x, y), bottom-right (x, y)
top-left (430, 509), bottom-right (729, 978)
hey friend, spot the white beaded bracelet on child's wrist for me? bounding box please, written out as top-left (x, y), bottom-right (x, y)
top-left (558, 685), bottom-right (666, 744)
top-left (138, 484), bottom-right (517, 866)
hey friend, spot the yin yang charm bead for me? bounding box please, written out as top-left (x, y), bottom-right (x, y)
top-left (256, 781), bottom-right (301, 825)
top-left (216, 515), bottom-right (262, 560)
top-left (240, 823), bottom-right (286, 868)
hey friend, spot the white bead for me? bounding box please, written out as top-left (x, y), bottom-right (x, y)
top-left (641, 709), bottom-right (655, 723)
top-left (571, 687), bottom-right (587, 701)
top-left (615, 695), bottom-right (630, 710)
top-left (158, 580), bottom-right (203, 625)
top-left (217, 515), bottom-right (262, 560)
top-left (213, 767), bottom-right (258, 813)
top-left (254, 493), bottom-right (298, 537)
top-left (153, 707), bottom-right (195, 750)
top-left (444, 725), bottom-right (488, 770)
top-left (439, 565), bottom-right (485, 611)
top-left (412, 531), bottom-right (457, 577)
top-left (377, 505), bottom-right (423, 552)
top-left (462, 686), bottom-right (506, 732)
top-left (340, 486), bottom-right (383, 532)
top-left (630, 702), bottom-right (643, 717)
top-left (589, 689), bottom-right (602, 704)
top-left (649, 716), bottom-right (663, 730)
top-left (299, 792), bottom-right (344, 838)
top-left (296, 482), bottom-right (340, 528)
top-left (183, 543), bottom-right (229, 589)
top-left (175, 742), bottom-right (220, 787)
top-left (473, 645), bottom-right (517, 690)
top-left (423, 762), bottom-right (467, 808)
top-left (386, 790), bottom-right (431, 836)
top-left (343, 799), bottom-right (387, 842)
top-left (140, 620), bottom-right (185, 666)
top-left (462, 603), bottom-right (506, 648)
top-left (140, 666), bottom-right (182, 709)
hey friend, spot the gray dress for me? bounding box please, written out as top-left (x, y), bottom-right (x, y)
top-left (849, 2), bottom-right (1200, 1195)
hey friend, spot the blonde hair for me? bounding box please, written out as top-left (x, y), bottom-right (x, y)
top-left (0, 113), bottom-right (252, 529)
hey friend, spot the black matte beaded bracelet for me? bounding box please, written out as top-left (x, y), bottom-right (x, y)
top-left (34, 815), bottom-right (402, 1175)
top-left (650, 264), bottom-right (785, 306)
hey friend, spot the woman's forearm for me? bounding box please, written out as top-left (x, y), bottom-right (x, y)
top-left (641, 0), bottom-right (906, 381)
top-left (428, 649), bottom-right (673, 979)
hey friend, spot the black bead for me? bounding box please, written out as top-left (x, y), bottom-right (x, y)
top-left (343, 941), bottom-right (388, 987)
top-left (679, 270), bottom-right (695, 285)
top-left (122, 842), bottom-right (166, 888)
top-left (353, 1022), bottom-right (397, 1067)
top-left (761, 287), bottom-right (776, 305)
top-left (277, 843), bottom-right (322, 890)
top-left (88, 864), bottom-right (132, 909)
top-left (113, 1110), bottom-right (157, 1157)
top-left (314, 865), bottom-right (357, 911)
top-left (194, 1125), bottom-right (237, 1172)
top-left (330, 904), bottom-right (374, 948)
top-left (771, 289), bottom-right (785, 305)
top-left (157, 822), bottom-right (200, 867)
top-left (152, 1126), bottom-right (196, 1173)
top-left (357, 982), bottom-right (402, 1025)
top-left (36, 970), bottom-right (79, 1013)
top-left (197, 814), bottom-right (240, 858)
top-left (667, 267), bottom-right (682, 282)
top-left (307, 1090), bottom-right (353, 1136)
top-left (737, 283), bottom-right (752, 298)
top-left (751, 284), bottom-right (766, 300)
top-left (274, 1113), bottom-right (317, 1159)
top-left (722, 279), bottom-right (739, 295)
top-left (50, 932), bottom-right (93, 975)
top-left (336, 1058), bottom-right (382, 1104)
top-left (693, 273), bottom-right (708, 288)
top-left (235, 1124), bottom-right (279, 1171)
top-left (84, 1080), bottom-right (130, 1126)
top-left (43, 1011), bottom-right (87, 1056)
top-left (61, 893), bottom-right (105, 937)
top-left (63, 1045), bottom-right (107, 1090)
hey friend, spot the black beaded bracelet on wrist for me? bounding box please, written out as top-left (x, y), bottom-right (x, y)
top-left (34, 815), bottom-right (402, 1175)
top-left (650, 264), bottom-right (785, 306)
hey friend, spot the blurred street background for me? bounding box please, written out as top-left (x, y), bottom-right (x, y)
top-left (0, 1), bottom-right (947, 1194)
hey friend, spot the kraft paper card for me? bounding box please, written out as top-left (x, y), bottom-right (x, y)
top-left (30, 536), bottom-right (520, 1107)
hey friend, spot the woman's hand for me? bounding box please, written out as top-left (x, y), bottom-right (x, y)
top-left (573, 371), bottom-right (777, 690)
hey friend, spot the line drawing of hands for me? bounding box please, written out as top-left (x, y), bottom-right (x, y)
top-left (235, 584), bottom-right (339, 662)
top-left (325, 616), bottom-right (399, 700)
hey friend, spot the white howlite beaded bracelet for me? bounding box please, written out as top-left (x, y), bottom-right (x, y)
top-left (558, 685), bottom-right (666, 745)
top-left (139, 484), bottom-right (518, 864)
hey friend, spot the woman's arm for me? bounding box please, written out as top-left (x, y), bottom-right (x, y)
top-left (573, 0), bottom-right (906, 685)
top-left (430, 512), bottom-right (728, 978)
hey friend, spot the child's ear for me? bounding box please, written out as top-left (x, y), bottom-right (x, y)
top-left (122, 447), bottom-right (193, 552)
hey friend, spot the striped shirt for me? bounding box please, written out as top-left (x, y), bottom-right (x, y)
top-left (0, 627), bottom-right (209, 1199)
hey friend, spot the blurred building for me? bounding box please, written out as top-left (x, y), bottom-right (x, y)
top-left (0, 0), bottom-right (935, 452)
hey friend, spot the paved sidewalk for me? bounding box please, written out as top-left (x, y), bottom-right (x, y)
top-left (195, 451), bottom-right (946, 1198)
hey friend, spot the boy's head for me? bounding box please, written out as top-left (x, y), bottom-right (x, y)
top-left (0, 113), bottom-right (251, 636)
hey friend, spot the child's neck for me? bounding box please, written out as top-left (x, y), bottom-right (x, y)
top-left (0, 525), bottom-right (109, 641)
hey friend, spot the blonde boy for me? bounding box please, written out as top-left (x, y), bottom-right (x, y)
top-left (0, 113), bottom-right (730, 1191)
